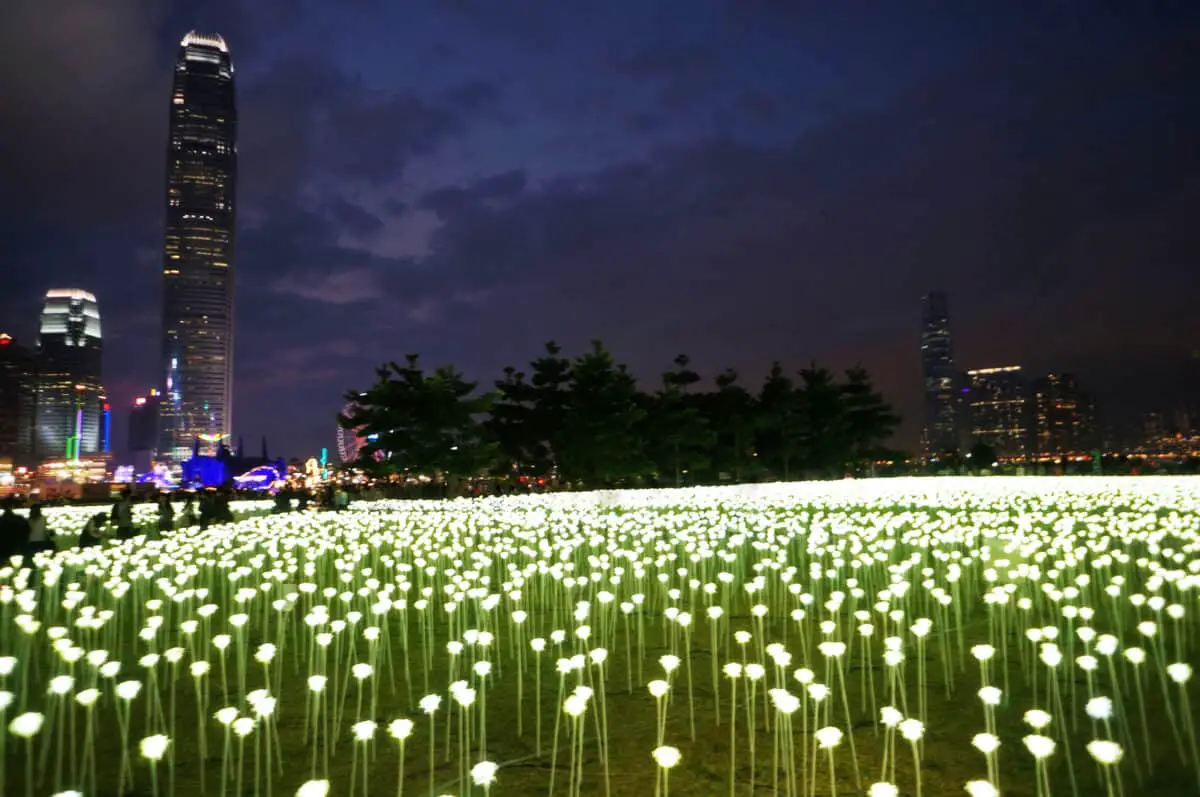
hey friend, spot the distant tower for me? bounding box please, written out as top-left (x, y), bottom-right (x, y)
top-left (920, 291), bottom-right (961, 457)
top-left (0, 333), bottom-right (37, 465)
top-left (35, 289), bottom-right (105, 461)
top-left (336, 402), bottom-right (365, 463)
top-left (160, 31), bottom-right (238, 460)
top-left (966, 366), bottom-right (1031, 461)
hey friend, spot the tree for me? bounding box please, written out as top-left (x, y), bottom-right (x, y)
top-left (343, 354), bottom-right (495, 488)
top-left (756, 362), bottom-right (807, 479)
top-left (968, 440), bottom-right (998, 471)
top-left (557, 340), bottom-right (648, 486)
top-left (798, 364), bottom-right (847, 476)
top-left (840, 365), bottom-right (901, 475)
top-left (699, 368), bottom-right (760, 482)
top-left (486, 366), bottom-right (537, 477)
top-left (526, 341), bottom-right (573, 477)
top-left (644, 354), bottom-right (714, 486)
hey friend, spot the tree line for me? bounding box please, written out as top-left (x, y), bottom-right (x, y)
top-left (340, 340), bottom-right (901, 490)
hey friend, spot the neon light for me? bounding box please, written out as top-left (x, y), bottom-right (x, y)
top-left (103, 407), bottom-right (111, 453)
top-left (75, 407), bottom-right (83, 460)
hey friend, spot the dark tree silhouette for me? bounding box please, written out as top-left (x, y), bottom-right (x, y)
top-left (344, 342), bottom-right (902, 491)
top-left (799, 363), bottom-right (847, 476)
top-left (969, 440), bottom-right (998, 471)
top-left (703, 369), bottom-right (761, 482)
top-left (840, 365), bottom-right (901, 475)
top-left (644, 354), bottom-right (713, 486)
top-left (487, 366), bottom-right (537, 478)
top-left (756, 362), bottom-right (807, 480)
top-left (527, 341), bottom-right (573, 476)
top-left (344, 354), bottom-right (495, 488)
top-left (556, 341), bottom-right (648, 486)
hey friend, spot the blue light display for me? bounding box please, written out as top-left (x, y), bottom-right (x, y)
top-left (233, 465), bottom-right (283, 491)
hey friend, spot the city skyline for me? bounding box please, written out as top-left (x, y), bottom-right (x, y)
top-left (160, 31), bottom-right (238, 460)
top-left (2, 3), bottom-right (1198, 459)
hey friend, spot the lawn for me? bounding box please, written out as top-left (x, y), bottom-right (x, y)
top-left (3, 477), bottom-right (1198, 797)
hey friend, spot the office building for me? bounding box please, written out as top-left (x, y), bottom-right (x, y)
top-left (0, 333), bottom-right (37, 464)
top-left (965, 366), bottom-right (1031, 461)
top-left (160, 31), bottom-right (238, 459)
top-left (129, 390), bottom-right (161, 453)
top-left (1032, 373), bottom-right (1095, 458)
top-left (34, 289), bottom-right (105, 461)
top-left (919, 291), bottom-right (965, 456)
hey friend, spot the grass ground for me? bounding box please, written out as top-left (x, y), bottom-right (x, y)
top-left (6, 599), bottom-right (1197, 797)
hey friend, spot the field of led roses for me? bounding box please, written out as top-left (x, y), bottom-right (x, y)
top-left (3, 477), bottom-right (1199, 797)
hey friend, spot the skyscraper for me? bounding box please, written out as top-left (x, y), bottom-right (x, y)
top-left (920, 291), bottom-right (963, 456)
top-left (160, 31), bottom-right (237, 459)
top-left (0, 333), bottom-right (37, 465)
top-left (965, 366), bottom-right (1031, 461)
top-left (34, 290), bottom-right (105, 461)
top-left (1032, 373), bottom-right (1094, 459)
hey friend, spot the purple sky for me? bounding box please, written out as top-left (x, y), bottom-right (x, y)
top-left (2, 0), bottom-right (1199, 458)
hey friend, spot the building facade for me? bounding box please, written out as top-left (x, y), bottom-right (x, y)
top-left (965, 366), bottom-right (1031, 461)
top-left (35, 289), bottom-right (105, 461)
top-left (129, 390), bottom-right (161, 454)
top-left (1032, 373), bottom-right (1095, 458)
top-left (160, 31), bottom-right (238, 459)
top-left (0, 333), bottom-right (37, 465)
top-left (920, 291), bottom-right (965, 457)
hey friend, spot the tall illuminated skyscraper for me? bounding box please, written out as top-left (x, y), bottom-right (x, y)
top-left (160, 31), bottom-right (237, 459)
top-left (35, 290), bottom-right (105, 461)
top-left (919, 291), bottom-right (964, 457)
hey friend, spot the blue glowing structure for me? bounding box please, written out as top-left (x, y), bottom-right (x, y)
top-left (233, 465), bottom-right (283, 492)
top-left (103, 402), bottom-right (112, 453)
top-left (136, 465), bottom-right (178, 491)
top-left (181, 436), bottom-right (286, 489)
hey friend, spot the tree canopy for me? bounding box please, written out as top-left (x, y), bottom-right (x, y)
top-left (342, 342), bottom-right (901, 489)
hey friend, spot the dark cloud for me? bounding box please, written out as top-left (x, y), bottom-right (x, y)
top-left (367, 33), bottom-right (1200, 446)
top-left (325, 198), bottom-right (385, 238)
top-left (444, 80), bottom-right (503, 114)
top-left (434, 0), bottom-right (574, 49)
top-left (240, 59), bottom-right (490, 200)
top-left (611, 42), bottom-right (720, 80)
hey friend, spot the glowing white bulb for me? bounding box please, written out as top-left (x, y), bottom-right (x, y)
top-left (1023, 709), bottom-right (1052, 730)
top-left (898, 718), bottom-right (924, 741)
top-left (351, 720), bottom-right (377, 741)
top-left (295, 780), bottom-right (331, 797)
top-left (652, 745), bottom-right (682, 769)
top-left (1023, 734), bottom-right (1056, 759)
top-left (964, 781), bottom-right (998, 797)
top-left (972, 732), bottom-right (1001, 755)
top-left (470, 760), bottom-right (498, 786)
top-left (1086, 739), bottom-right (1124, 765)
top-left (140, 734), bottom-right (171, 761)
top-left (1085, 696), bottom-right (1113, 720)
top-left (815, 726), bottom-right (844, 748)
top-left (389, 718), bottom-right (415, 740)
top-left (9, 711), bottom-right (43, 737)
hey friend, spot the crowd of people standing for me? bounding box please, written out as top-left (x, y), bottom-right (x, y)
top-left (2, 481), bottom-right (359, 557)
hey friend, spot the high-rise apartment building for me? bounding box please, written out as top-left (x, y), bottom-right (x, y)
top-left (34, 289), bottom-right (105, 461)
top-left (1032, 373), bottom-right (1095, 458)
top-left (0, 333), bottom-right (37, 464)
top-left (965, 366), bottom-right (1031, 461)
top-left (920, 291), bottom-right (964, 456)
top-left (160, 31), bottom-right (237, 459)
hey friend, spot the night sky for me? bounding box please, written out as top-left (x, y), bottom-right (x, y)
top-left (3, 1), bottom-right (1199, 459)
